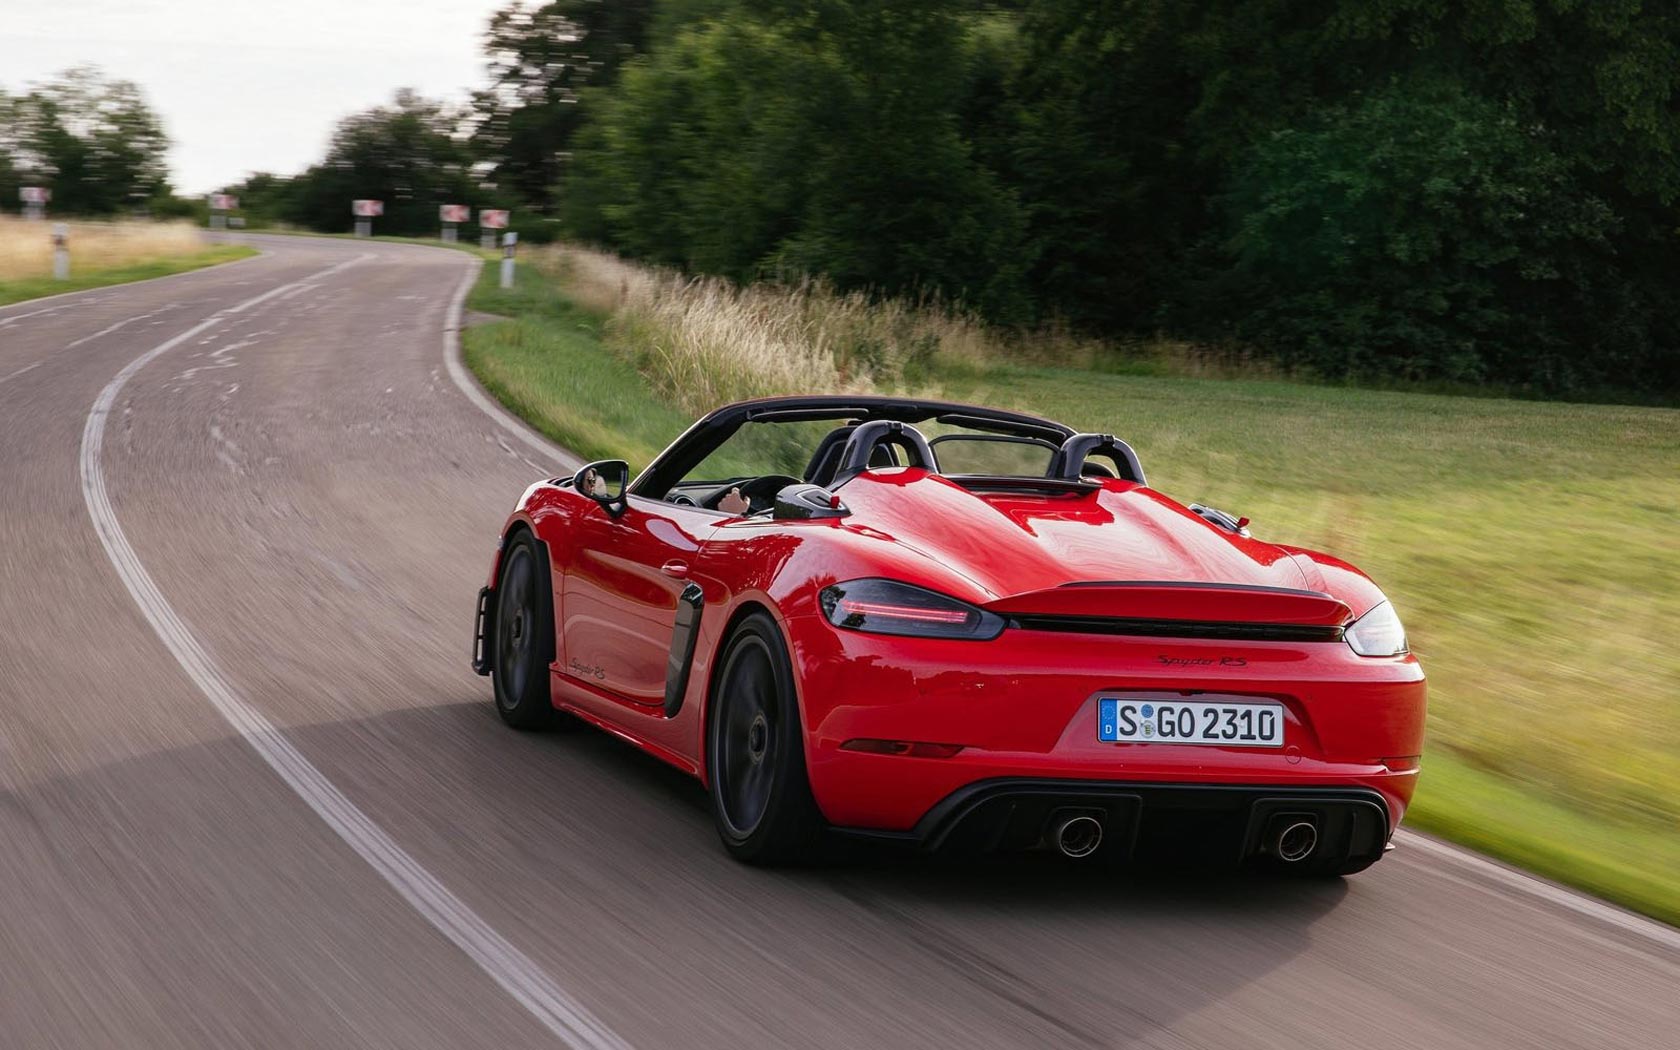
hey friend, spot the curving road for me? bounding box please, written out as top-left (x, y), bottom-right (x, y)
top-left (1, 233), bottom-right (1675, 1049)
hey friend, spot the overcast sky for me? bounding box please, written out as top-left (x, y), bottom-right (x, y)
top-left (3, 0), bottom-right (506, 193)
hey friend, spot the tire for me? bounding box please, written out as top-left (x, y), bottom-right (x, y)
top-left (706, 611), bottom-right (823, 864)
top-left (491, 532), bottom-right (558, 730)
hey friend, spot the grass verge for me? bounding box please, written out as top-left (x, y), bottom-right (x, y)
top-left (0, 244), bottom-right (258, 306)
top-left (462, 248), bottom-right (1680, 927)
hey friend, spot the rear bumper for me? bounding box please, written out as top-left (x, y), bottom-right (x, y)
top-left (835, 779), bottom-right (1391, 870)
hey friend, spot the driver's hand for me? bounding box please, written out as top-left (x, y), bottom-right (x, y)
top-left (718, 486), bottom-right (751, 516)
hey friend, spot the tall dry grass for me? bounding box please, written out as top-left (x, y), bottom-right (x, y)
top-left (538, 243), bottom-right (1109, 414)
top-left (0, 216), bottom-right (207, 282)
top-left (536, 243), bottom-right (1275, 414)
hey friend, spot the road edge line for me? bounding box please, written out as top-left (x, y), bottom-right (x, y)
top-left (1395, 830), bottom-right (1680, 954)
top-left (439, 257), bottom-right (583, 474)
top-left (78, 252), bottom-right (629, 1050)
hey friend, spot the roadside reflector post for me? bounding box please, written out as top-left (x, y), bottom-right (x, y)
top-left (500, 231), bottom-right (517, 289)
top-left (52, 223), bottom-right (70, 280)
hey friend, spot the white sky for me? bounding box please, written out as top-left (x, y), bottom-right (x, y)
top-left (1, 0), bottom-right (506, 193)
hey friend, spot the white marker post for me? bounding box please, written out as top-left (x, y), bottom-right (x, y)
top-left (500, 231), bottom-right (518, 289)
top-left (208, 193), bottom-right (237, 230)
top-left (352, 198), bottom-right (384, 237)
top-left (21, 186), bottom-right (49, 222)
top-left (480, 209), bottom-right (509, 250)
top-left (440, 204), bottom-right (468, 243)
top-left (52, 223), bottom-right (70, 280)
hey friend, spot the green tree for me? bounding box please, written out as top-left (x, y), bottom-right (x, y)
top-left (1224, 79), bottom-right (1628, 390)
top-left (1, 66), bottom-right (171, 214)
top-left (472, 0), bottom-right (658, 212)
top-left (285, 89), bottom-right (483, 234)
top-left (567, 0), bottom-right (1028, 317)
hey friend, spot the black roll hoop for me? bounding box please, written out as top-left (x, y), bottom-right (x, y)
top-left (1048, 433), bottom-right (1147, 485)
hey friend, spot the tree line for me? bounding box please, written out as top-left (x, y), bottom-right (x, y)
top-left (11, 3), bottom-right (1680, 397)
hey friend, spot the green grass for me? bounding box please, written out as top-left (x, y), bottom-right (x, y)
top-left (0, 244), bottom-right (258, 306)
top-left (464, 255), bottom-right (1680, 926)
top-left (462, 255), bottom-right (691, 466)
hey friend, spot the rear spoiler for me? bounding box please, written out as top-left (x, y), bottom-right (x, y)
top-left (984, 581), bottom-right (1351, 627)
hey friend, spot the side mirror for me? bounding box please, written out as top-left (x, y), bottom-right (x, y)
top-left (574, 459), bottom-right (629, 516)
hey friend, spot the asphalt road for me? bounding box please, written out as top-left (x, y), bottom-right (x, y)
top-left (1, 233), bottom-right (1675, 1049)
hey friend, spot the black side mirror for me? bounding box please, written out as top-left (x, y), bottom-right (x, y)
top-left (574, 459), bottom-right (629, 516)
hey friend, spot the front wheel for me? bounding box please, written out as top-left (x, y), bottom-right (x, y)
top-left (706, 612), bottom-right (822, 864)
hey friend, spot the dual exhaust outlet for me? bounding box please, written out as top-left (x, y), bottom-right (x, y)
top-left (1048, 812), bottom-right (1322, 863)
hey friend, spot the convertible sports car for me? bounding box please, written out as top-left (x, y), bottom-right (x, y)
top-left (473, 396), bottom-right (1425, 874)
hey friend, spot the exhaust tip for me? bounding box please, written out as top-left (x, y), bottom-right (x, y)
top-left (1274, 820), bottom-right (1318, 863)
top-left (1053, 814), bottom-right (1104, 859)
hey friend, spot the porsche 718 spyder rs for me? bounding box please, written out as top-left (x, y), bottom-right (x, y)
top-left (473, 396), bottom-right (1425, 874)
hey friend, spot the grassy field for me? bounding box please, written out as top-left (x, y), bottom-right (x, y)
top-left (463, 247), bottom-right (1680, 925)
top-left (0, 217), bottom-right (255, 306)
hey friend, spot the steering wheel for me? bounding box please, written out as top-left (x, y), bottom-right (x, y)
top-left (704, 474), bottom-right (801, 515)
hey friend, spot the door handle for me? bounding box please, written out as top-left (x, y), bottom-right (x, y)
top-left (661, 560), bottom-right (689, 579)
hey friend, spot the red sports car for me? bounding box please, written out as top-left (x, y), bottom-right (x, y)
top-left (473, 396), bottom-right (1425, 873)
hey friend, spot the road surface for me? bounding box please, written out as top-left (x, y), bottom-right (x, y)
top-left (1, 233), bottom-right (1674, 1049)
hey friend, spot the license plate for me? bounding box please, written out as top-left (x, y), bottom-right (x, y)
top-left (1098, 698), bottom-right (1284, 747)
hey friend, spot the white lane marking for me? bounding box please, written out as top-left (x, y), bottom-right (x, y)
top-left (0, 245), bottom-right (268, 318)
top-left (0, 361), bottom-right (43, 386)
top-left (0, 304), bottom-right (77, 327)
top-left (1396, 831), bottom-right (1680, 954)
top-left (63, 306), bottom-right (181, 350)
top-left (80, 253), bottom-right (629, 1050)
top-left (439, 260), bottom-right (581, 474)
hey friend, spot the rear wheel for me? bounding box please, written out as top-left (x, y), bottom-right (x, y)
top-left (707, 612), bottom-right (822, 864)
top-left (491, 533), bottom-right (558, 730)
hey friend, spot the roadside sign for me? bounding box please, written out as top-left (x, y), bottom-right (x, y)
top-left (480, 209), bottom-right (509, 229)
top-left (210, 193), bottom-right (238, 211)
top-left (440, 204), bottom-right (469, 223)
top-left (352, 199), bottom-right (385, 217)
top-left (20, 186), bottom-right (49, 204)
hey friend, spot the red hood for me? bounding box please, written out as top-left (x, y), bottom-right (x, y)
top-left (838, 470), bottom-right (1315, 604)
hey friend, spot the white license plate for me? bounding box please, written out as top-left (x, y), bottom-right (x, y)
top-left (1098, 698), bottom-right (1284, 747)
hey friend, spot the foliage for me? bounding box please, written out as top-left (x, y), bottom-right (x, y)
top-left (0, 67), bottom-right (172, 214)
top-left (1223, 79), bottom-right (1634, 390)
top-left (564, 0), bottom-right (1030, 318)
top-left (281, 89), bottom-right (484, 236)
top-left (471, 0), bottom-right (658, 213)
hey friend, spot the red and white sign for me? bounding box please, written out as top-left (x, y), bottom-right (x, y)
top-left (20, 186), bottom-right (50, 204)
top-left (209, 193), bottom-right (238, 211)
top-left (352, 199), bottom-right (385, 217)
top-left (439, 204), bottom-right (470, 223)
top-left (479, 209), bottom-right (510, 229)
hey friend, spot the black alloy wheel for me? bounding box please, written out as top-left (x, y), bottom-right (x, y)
top-left (707, 612), bottom-right (821, 863)
top-left (492, 533), bottom-right (557, 729)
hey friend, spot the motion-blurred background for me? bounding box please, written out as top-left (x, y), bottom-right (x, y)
top-left (3, 0), bottom-right (1676, 927)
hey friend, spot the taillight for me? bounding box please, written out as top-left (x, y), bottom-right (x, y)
top-left (819, 579), bottom-right (1006, 640)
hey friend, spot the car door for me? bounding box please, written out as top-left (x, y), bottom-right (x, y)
top-left (560, 495), bottom-right (721, 708)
